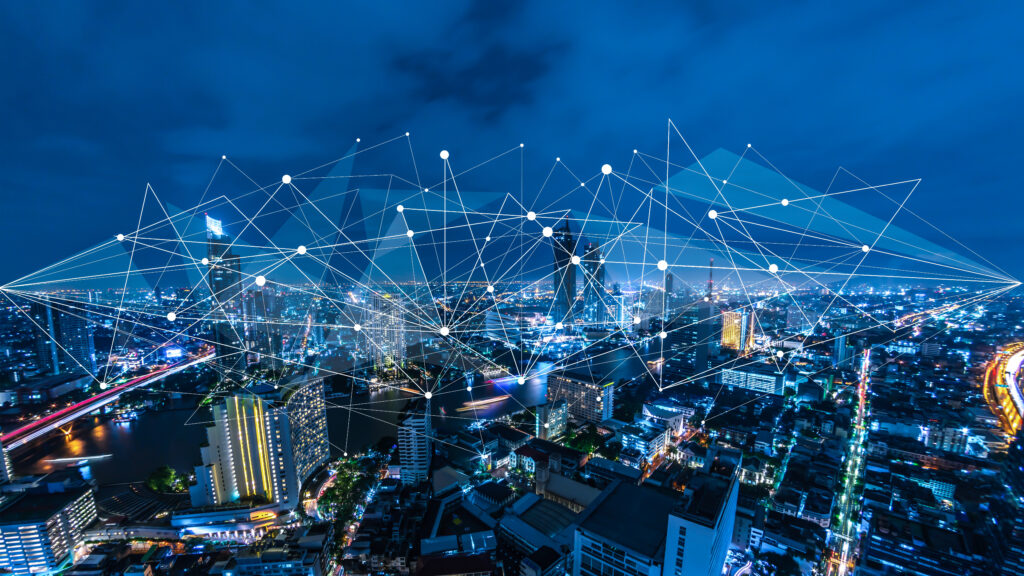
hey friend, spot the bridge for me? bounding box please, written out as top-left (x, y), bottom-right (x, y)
top-left (984, 342), bottom-right (1024, 434)
top-left (1, 351), bottom-right (214, 452)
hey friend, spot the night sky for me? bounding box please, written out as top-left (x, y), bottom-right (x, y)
top-left (2, 2), bottom-right (1022, 282)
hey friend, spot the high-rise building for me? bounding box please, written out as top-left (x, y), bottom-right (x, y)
top-left (581, 241), bottom-right (606, 325)
top-left (0, 485), bottom-right (97, 574)
top-left (833, 332), bottom-right (853, 368)
top-left (190, 374), bottom-right (329, 510)
top-left (0, 434), bottom-right (11, 484)
top-left (242, 287), bottom-right (283, 370)
top-left (720, 362), bottom-right (786, 395)
top-left (206, 215), bottom-right (245, 374)
top-left (663, 452), bottom-right (740, 576)
top-left (721, 308), bottom-right (754, 353)
top-left (547, 371), bottom-right (613, 423)
top-left (28, 297), bottom-right (96, 376)
top-left (398, 397), bottom-right (432, 485)
top-left (535, 399), bottom-right (568, 440)
top-left (551, 218), bottom-right (577, 323)
top-left (367, 292), bottom-right (407, 372)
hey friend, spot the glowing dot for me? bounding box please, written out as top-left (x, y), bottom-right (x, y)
top-left (354, 324), bottom-right (362, 332)
top-left (543, 226), bottom-right (553, 237)
top-left (544, 422), bottom-right (550, 428)
top-left (781, 198), bottom-right (789, 206)
top-left (116, 234), bottom-right (125, 242)
top-left (599, 258), bottom-right (605, 264)
top-left (633, 316), bottom-right (641, 325)
top-left (255, 275), bottom-right (266, 287)
top-left (487, 285), bottom-right (494, 293)
top-left (166, 312), bottom-right (176, 322)
top-left (768, 263), bottom-right (779, 274)
top-left (601, 164), bottom-right (612, 175)
top-left (862, 245), bottom-right (871, 253)
top-left (396, 204), bottom-right (404, 213)
top-left (747, 143), bottom-right (752, 148)
top-left (467, 386), bottom-right (473, 392)
top-left (405, 132), bottom-right (410, 136)
top-left (439, 326), bottom-right (450, 336)
top-left (221, 155), bottom-right (226, 160)
top-left (480, 262), bottom-right (485, 268)
top-left (297, 245), bottom-right (307, 255)
top-left (407, 230), bottom-right (415, 238)
top-left (571, 255), bottom-right (581, 265)
top-left (520, 143), bottom-right (524, 148)
top-left (659, 331), bottom-right (667, 339)
top-left (556, 157), bottom-right (561, 162)
top-left (424, 187), bottom-right (429, 192)
top-left (657, 260), bottom-right (668, 271)
top-left (633, 149), bottom-right (638, 154)
top-left (580, 182), bottom-right (586, 188)
top-left (776, 350), bottom-right (785, 358)
top-left (282, 175), bottom-right (292, 184)
top-left (722, 179), bottom-right (727, 185)
top-left (517, 377), bottom-right (526, 385)
top-left (485, 236), bottom-right (491, 242)
top-left (440, 150), bottom-right (449, 160)
top-left (424, 391), bottom-right (433, 399)
top-left (555, 322), bottom-right (564, 330)
top-left (708, 210), bottom-right (718, 219)
top-left (201, 257), bottom-right (209, 265)
top-left (356, 138), bottom-right (361, 143)
top-left (527, 211), bottom-right (536, 221)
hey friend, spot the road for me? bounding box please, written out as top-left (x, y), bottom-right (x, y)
top-left (826, 348), bottom-right (870, 576)
top-left (1, 351), bottom-right (213, 451)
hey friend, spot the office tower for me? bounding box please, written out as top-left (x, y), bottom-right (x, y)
top-left (721, 308), bottom-right (754, 353)
top-left (206, 215), bottom-right (245, 373)
top-left (695, 258), bottom-right (718, 376)
top-left (28, 297), bottom-right (96, 376)
top-left (0, 485), bottom-right (97, 574)
top-left (663, 452), bottom-right (740, 576)
top-left (190, 375), bottom-right (329, 510)
top-left (551, 217), bottom-right (577, 323)
top-left (547, 371), bottom-right (613, 423)
top-left (665, 272), bottom-right (675, 295)
top-left (367, 292), bottom-right (407, 372)
top-left (398, 397), bottom-right (432, 485)
top-left (833, 332), bottom-right (853, 368)
top-left (535, 399), bottom-right (568, 440)
top-left (720, 362), bottom-right (786, 395)
top-left (242, 287), bottom-right (283, 371)
top-left (581, 241), bottom-right (606, 325)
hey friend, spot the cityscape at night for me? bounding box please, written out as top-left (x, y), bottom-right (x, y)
top-left (1, 4), bottom-right (1023, 576)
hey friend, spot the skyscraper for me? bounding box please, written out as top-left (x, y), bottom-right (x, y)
top-left (398, 396), bottom-right (432, 485)
top-left (551, 217), bottom-right (577, 323)
top-left (581, 241), bottom-right (606, 325)
top-left (242, 287), bottom-right (283, 371)
top-left (190, 374), bottom-right (329, 510)
top-left (721, 308), bottom-right (754, 353)
top-left (28, 296), bottom-right (96, 376)
top-left (547, 371), bottom-right (614, 423)
top-left (535, 399), bottom-right (568, 440)
top-left (367, 291), bottom-right (407, 372)
top-left (206, 215), bottom-right (245, 374)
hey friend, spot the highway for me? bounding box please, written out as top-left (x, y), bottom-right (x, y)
top-left (1, 351), bottom-right (213, 452)
top-left (826, 348), bottom-right (870, 576)
top-left (984, 342), bottom-right (1024, 433)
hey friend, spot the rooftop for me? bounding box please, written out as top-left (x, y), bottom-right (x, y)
top-left (577, 481), bottom-right (678, 559)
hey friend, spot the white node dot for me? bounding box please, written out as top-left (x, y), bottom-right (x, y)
top-left (708, 210), bottom-right (718, 220)
top-left (116, 234), bottom-right (125, 242)
top-left (657, 260), bottom-right (668, 271)
top-left (555, 322), bottom-right (564, 330)
top-left (556, 157), bottom-right (561, 162)
top-left (255, 275), bottom-right (267, 287)
top-left (544, 423), bottom-right (549, 428)
top-left (407, 230), bottom-right (415, 238)
top-left (768, 263), bottom-right (779, 274)
top-left (862, 245), bottom-right (871, 253)
top-left (485, 236), bottom-right (491, 242)
top-left (439, 326), bottom-right (450, 336)
top-left (480, 262), bottom-right (485, 268)
top-left (201, 257), bottom-right (209, 265)
top-left (166, 312), bottom-right (176, 322)
top-left (297, 245), bottom-right (307, 255)
top-left (543, 226), bottom-right (553, 237)
top-left (487, 285), bottom-right (494, 293)
top-left (601, 164), bottom-right (612, 175)
top-left (633, 316), bottom-right (641, 325)
top-left (356, 138), bottom-right (360, 143)
top-left (520, 143), bottom-right (524, 148)
top-left (517, 377), bottom-right (526, 385)
top-left (221, 155), bottom-right (226, 160)
top-left (282, 175), bottom-right (292, 184)
top-left (659, 331), bottom-right (667, 339)
top-left (571, 255), bottom-right (581, 265)
top-left (722, 179), bottom-right (727, 185)
top-left (405, 132), bottom-right (410, 136)
top-left (440, 150), bottom-right (449, 160)
top-left (527, 211), bottom-right (536, 221)
top-left (633, 149), bottom-right (638, 154)
top-left (747, 143), bottom-right (752, 148)
top-left (599, 258), bottom-right (605, 264)
top-left (580, 182), bottom-right (585, 188)
top-left (781, 198), bottom-right (790, 206)
top-left (467, 386), bottom-right (473, 392)
top-left (776, 350), bottom-right (785, 358)
top-left (396, 204), bottom-right (404, 213)
top-left (353, 324), bottom-right (362, 332)
top-left (424, 391), bottom-right (433, 399)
